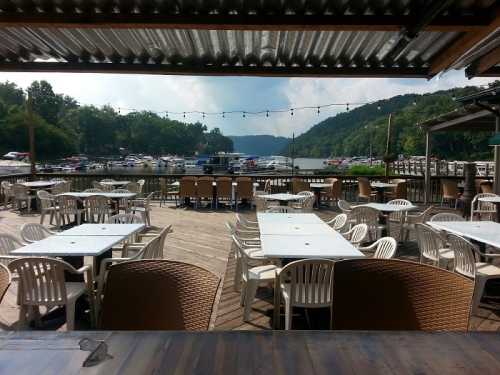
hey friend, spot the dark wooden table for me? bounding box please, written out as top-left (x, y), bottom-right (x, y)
top-left (1, 331), bottom-right (500, 374)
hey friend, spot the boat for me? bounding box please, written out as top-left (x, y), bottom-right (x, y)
top-left (122, 156), bottom-right (144, 167)
top-left (203, 153), bottom-right (244, 174)
top-left (142, 156), bottom-right (159, 167)
top-left (0, 152), bottom-right (31, 175)
top-left (257, 156), bottom-right (293, 171)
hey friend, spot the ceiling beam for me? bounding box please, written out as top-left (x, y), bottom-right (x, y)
top-left (475, 66), bottom-right (500, 77)
top-left (430, 8), bottom-right (500, 75)
top-left (425, 109), bottom-right (494, 132)
top-left (0, 13), bottom-right (490, 32)
top-left (466, 45), bottom-right (500, 77)
top-left (0, 61), bottom-right (430, 78)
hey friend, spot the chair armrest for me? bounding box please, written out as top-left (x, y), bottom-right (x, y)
top-left (0, 255), bottom-right (21, 260)
top-left (358, 242), bottom-right (377, 252)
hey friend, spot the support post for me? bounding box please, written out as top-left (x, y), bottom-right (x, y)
top-left (424, 130), bottom-right (431, 204)
top-left (27, 92), bottom-right (36, 177)
top-left (463, 162), bottom-right (477, 219)
top-left (384, 113), bottom-right (393, 177)
top-left (494, 116), bottom-right (500, 194)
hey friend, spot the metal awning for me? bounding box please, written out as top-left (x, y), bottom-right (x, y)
top-left (419, 106), bottom-right (497, 132)
top-left (0, 0), bottom-right (498, 77)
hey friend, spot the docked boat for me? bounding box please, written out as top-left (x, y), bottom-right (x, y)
top-left (0, 152), bottom-right (31, 175)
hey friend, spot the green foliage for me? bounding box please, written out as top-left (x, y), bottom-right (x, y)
top-left (0, 80), bottom-right (233, 160)
top-left (286, 84), bottom-right (496, 161)
top-left (230, 135), bottom-right (290, 155)
top-left (347, 165), bottom-right (385, 176)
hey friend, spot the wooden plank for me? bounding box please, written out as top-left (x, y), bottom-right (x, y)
top-left (0, 14), bottom-right (489, 32)
top-left (0, 61), bottom-right (431, 78)
top-left (430, 8), bottom-right (500, 75)
top-left (468, 45), bottom-right (500, 76)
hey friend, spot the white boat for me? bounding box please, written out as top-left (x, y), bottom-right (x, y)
top-left (0, 152), bottom-right (31, 175)
top-left (184, 159), bottom-right (200, 169)
top-left (122, 156), bottom-right (144, 167)
top-left (142, 156), bottom-right (159, 167)
top-left (259, 156), bottom-right (292, 171)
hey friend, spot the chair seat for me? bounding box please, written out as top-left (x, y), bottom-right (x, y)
top-left (248, 264), bottom-right (280, 280)
top-left (439, 248), bottom-right (455, 260)
top-left (280, 283), bottom-right (332, 307)
top-left (243, 248), bottom-right (266, 258)
top-left (475, 263), bottom-right (500, 277)
top-left (66, 282), bottom-right (87, 300)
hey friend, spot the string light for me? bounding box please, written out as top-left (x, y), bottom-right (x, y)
top-left (290, 108), bottom-right (294, 116)
top-left (377, 105), bottom-right (381, 110)
top-left (222, 112), bottom-right (225, 118)
top-left (317, 106), bottom-right (320, 115)
top-left (346, 103), bottom-right (350, 111)
top-left (266, 110), bottom-right (269, 117)
top-left (243, 111), bottom-right (246, 118)
top-left (202, 112), bottom-right (205, 118)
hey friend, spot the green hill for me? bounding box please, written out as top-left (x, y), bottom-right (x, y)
top-left (230, 135), bottom-right (290, 155)
top-left (285, 84), bottom-right (496, 161)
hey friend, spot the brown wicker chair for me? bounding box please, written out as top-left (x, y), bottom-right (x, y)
top-left (100, 259), bottom-right (220, 330)
top-left (0, 263), bottom-right (11, 304)
top-left (441, 179), bottom-right (460, 208)
top-left (215, 177), bottom-right (233, 209)
top-left (357, 177), bottom-right (377, 202)
top-left (235, 177), bottom-right (253, 211)
top-left (291, 178), bottom-right (310, 194)
top-left (385, 179), bottom-right (407, 200)
top-left (197, 176), bottom-right (215, 208)
top-left (332, 259), bottom-right (474, 331)
top-left (179, 176), bottom-right (198, 208)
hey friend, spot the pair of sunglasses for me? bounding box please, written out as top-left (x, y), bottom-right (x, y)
top-left (79, 338), bottom-right (114, 367)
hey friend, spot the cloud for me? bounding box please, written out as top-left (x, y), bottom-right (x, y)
top-left (0, 70), bottom-right (495, 137)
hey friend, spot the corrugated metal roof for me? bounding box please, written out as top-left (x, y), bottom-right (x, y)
top-left (0, 0), bottom-right (496, 77)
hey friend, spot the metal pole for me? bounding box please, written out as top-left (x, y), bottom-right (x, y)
top-left (424, 130), bottom-right (431, 204)
top-left (291, 133), bottom-right (295, 177)
top-left (494, 116), bottom-right (500, 194)
top-left (384, 113), bottom-right (393, 177)
top-left (27, 92), bottom-right (36, 177)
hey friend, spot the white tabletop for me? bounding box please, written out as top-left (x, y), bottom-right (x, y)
top-left (58, 192), bottom-right (137, 199)
top-left (21, 181), bottom-right (58, 188)
top-left (11, 235), bottom-right (123, 257)
top-left (427, 221), bottom-right (500, 248)
top-left (257, 213), bottom-right (324, 224)
top-left (371, 182), bottom-right (397, 189)
top-left (355, 203), bottom-right (417, 212)
top-left (310, 183), bottom-right (331, 189)
top-left (478, 196), bottom-right (500, 203)
top-left (257, 212), bottom-right (364, 259)
top-left (260, 234), bottom-right (365, 259)
top-left (257, 193), bottom-right (303, 201)
top-left (170, 181), bottom-right (259, 187)
top-left (100, 181), bottom-right (130, 186)
top-left (56, 224), bottom-right (144, 237)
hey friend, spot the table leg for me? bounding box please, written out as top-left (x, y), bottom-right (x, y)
top-left (496, 203), bottom-right (500, 223)
top-left (314, 189), bottom-right (321, 209)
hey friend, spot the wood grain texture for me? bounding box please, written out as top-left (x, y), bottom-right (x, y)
top-left (1, 331), bottom-right (500, 374)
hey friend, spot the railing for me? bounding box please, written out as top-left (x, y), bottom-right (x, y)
top-left (1, 172), bottom-right (482, 205)
top-left (391, 160), bottom-right (495, 177)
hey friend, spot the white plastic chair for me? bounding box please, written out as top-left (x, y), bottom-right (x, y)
top-left (387, 199), bottom-right (412, 240)
top-left (12, 184), bottom-right (33, 213)
top-left (236, 239), bottom-right (280, 322)
top-left (400, 205), bottom-right (434, 241)
top-left (8, 257), bottom-right (94, 330)
top-left (111, 189), bottom-right (132, 213)
top-left (470, 193), bottom-right (497, 221)
top-left (231, 234), bottom-right (267, 293)
top-left (84, 195), bottom-right (110, 223)
top-left (359, 237), bottom-right (398, 259)
top-left (0, 234), bottom-right (24, 266)
top-left (325, 214), bottom-right (348, 231)
top-left (351, 206), bottom-right (381, 240)
top-left (430, 212), bottom-right (465, 222)
top-left (57, 195), bottom-right (85, 226)
top-left (130, 192), bottom-right (154, 226)
top-left (37, 190), bottom-right (60, 229)
top-left (448, 234), bottom-right (500, 314)
top-left (1, 181), bottom-right (13, 209)
top-left (338, 199), bottom-right (356, 228)
top-left (415, 224), bottom-right (454, 268)
top-left (107, 213), bottom-right (144, 224)
top-left (341, 223), bottom-right (368, 247)
top-left (20, 223), bottom-right (55, 243)
top-left (274, 259), bottom-right (335, 330)
top-left (236, 214), bottom-right (258, 229)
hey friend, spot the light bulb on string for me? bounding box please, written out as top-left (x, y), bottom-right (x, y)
top-left (222, 112), bottom-right (225, 118)
top-left (165, 111), bottom-right (168, 117)
top-left (377, 104), bottom-right (381, 111)
top-left (266, 110), bottom-right (269, 117)
top-left (317, 107), bottom-right (320, 115)
top-left (183, 112), bottom-right (186, 118)
top-left (346, 103), bottom-right (350, 111)
top-left (413, 100), bottom-right (417, 106)
top-left (290, 108), bottom-right (294, 116)
top-left (202, 112), bottom-right (205, 118)
top-left (243, 111), bottom-right (246, 118)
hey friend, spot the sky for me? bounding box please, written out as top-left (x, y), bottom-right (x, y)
top-left (0, 70), bottom-right (496, 138)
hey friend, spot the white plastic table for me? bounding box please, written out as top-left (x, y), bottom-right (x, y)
top-left (100, 181), bottom-right (130, 186)
top-left (257, 193), bottom-right (304, 206)
top-left (427, 221), bottom-right (500, 249)
top-left (170, 181), bottom-right (259, 202)
top-left (371, 182), bottom-right (397, 202)
top-left (257, 213), bottom-right (364, 259)
top-left (355, 203), bottom-right (417, 213)
top-left (55, 223), bottom-right (144, 237)
top-left (58, 192), bottom-right (137, 199)
top-left (11, 235), bottom-right (123, 257)
top-left (21, 181), bottom-right (58, 188)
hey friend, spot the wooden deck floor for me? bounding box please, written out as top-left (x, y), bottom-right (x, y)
top-left (1, 203), bottom-right (499, 331)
